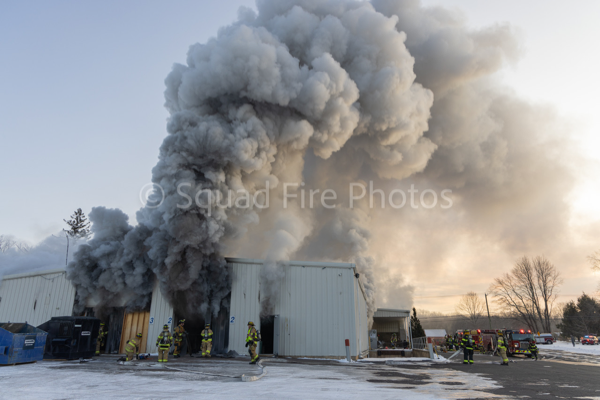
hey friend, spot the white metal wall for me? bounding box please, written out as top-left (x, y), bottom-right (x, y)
top-left (147, 281), bottom-right (173, 352)
top-left (227, 258), bottom-right (367, 358)
top-left (355, 279), bottom-right (369, 356)
top-left (0, 269), bottom-right (75, 326)
top-left (227, 260), bottom-right (262, 355)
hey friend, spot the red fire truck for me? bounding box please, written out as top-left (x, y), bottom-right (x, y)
top-left (478, 329), bottom-right (535, 356)
top-left (504, 329), bottom-right (534, 356)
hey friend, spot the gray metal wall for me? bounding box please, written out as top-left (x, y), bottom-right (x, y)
top-left (355, 278), bottom-right (369, 356)
top-left (0, 269), bottom-right (75, 326)
top-left (147, 282), bottom-right (173, 352)
top-left (227, 258), bottom-right (368, 358)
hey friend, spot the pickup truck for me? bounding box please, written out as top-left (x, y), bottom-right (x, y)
top-left (534, 334), bottom-right (554, 344)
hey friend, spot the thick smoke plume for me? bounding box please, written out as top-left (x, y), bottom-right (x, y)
top-left (0, 234), bottom-right (84, 285)
top-left (66, 0), bottom-right (576, 321)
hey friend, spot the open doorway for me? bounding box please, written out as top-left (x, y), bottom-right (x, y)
top-left (172, 313), bottom-right (203, 356)
top-left (104, 308), bottom-right (125, 354)
top-left (259, 315), bottom-right (279, 355)
top-left (173, 306), bottom-right (230, 356)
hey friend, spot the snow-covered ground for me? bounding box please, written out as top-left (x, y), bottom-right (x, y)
top-left (538, 340), bottom-right (600, 356)
top-left (0, 357), bottom-right (502, 399)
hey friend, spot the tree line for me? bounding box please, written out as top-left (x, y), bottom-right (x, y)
top-left (412, 253), bottom-right (600, 337)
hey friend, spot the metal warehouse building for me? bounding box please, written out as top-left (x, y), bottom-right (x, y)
top-left (0, 269), bottom-right (75, 327)
top-left (0, 258), bottom-right (369, 359)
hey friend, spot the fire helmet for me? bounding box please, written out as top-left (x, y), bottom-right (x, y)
top-left (248, 321), bottom-right (255, 326)
top-left (137, 333), bottom-right (143, 338)
top-left (163, 324), bottom-right (169, 329)
top-left (179, 319), bottom-right (185, 324)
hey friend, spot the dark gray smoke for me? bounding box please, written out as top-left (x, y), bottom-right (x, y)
top-left (67, 0), bottom-right (577, 322)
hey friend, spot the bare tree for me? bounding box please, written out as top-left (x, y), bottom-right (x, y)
top-left (0, 235), bottom-right (30, 253)
top-left (0, 235), bottom-right (16, 253)
top-left (455, 292), bottom-right (485, 324)
top-left (489, 256), bottom-right (562, 333)
top-left (588, 250), bottom-right (600, 272)
top-left (14, 242), bottom-right (32, 253)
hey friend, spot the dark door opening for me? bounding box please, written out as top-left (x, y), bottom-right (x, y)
top-left (260, 315), bottom-right (278, 355)
top-left (104, 308), bottom-right (125, 354)
top-left (172, 313), bottom-right (204, 356)
top-left (173, 302), bottom-right (230, 356)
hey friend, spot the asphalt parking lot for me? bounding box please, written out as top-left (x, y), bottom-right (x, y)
top-left (379, 352), bottom-right (600, 399)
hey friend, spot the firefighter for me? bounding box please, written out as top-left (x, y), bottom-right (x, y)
top-left (445, 335), bottom-right (454, 351)
top-left (461, 329), bottom-right (475, 365)
top-left (156, 324), bottom-right (173, 363)
top-left (475, 337), bottom-right (485, 354)
top-left (390, 333), bottom-right (398, 349)
top-left (528, 339), bottom-right (539, 361)
top-left (124, 333), bottom-right (143, 361)
top-left (96, 322), bottom-right (106, 356)
top-left (497, 331), bottom-right (509, 366)
top-left (245, 321), bottom-right (260, 364)
top-left (173, 319), bottom-right (186, 358)
top-left (201, 323), bottom-right (213, 357)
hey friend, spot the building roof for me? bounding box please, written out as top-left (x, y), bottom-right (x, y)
top-left (226, 258), bottom-right (356, 269)
top-left (1, 268), bottom-right (66, 281)
top-left (373, 308), bottom-right (411, 318)
top-left (425, 329), bottom-right (447, 338)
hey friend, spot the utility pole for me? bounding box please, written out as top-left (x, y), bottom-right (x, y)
top-left (485, 293), bottom-right (492, 330)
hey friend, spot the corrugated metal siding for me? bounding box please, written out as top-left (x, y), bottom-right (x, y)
top-left (356, 280), bottom-right (369, 356)
top-left (227, 260), bottom-right (366, 358)
top-left (228, 261), bottom-right (262, 355)
top-left (279, 265), bottom-right (357, 357)
top-left (147, 282), bottom-right (173, 352)
top-left (0, 270), bottom-right (75, 326)
top-left (373, 309), bottom-right (411, 318)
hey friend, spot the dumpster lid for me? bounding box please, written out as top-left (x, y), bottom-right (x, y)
top-left (0, 322), bottom-right (48, 335)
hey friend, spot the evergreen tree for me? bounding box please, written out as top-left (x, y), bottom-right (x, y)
top-left (62, 208), bottom-right (90, 266)
top-left (64, 208), bottom-right (90, 239)
top-left (557, 293), bottom-right (600, 337)
top-left (411, 307), bottom-right (426, 338)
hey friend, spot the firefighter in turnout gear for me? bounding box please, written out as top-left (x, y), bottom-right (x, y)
top-left (461, 330), bottom-right (475, 364)
top-left (497, 331), bottom-right (509, 366)
top-left (245, 321), bottom-right (260, 364)
top-left (173, 319), bottom-right (186, 358)
top-left (125, 333), bottom-right (143, 361)
top-left (445, 335), bottom-right (454, 351)
top-left (528, 339), bottom-right (539, 360)
top-left (96, 322), bottom-right (106, 356)
top-left (156, 324), bottom-right (173, 363)
top-left (390, 333), bottom-right (398, 348)
top-left (201, 323), bottom-right (213, 357)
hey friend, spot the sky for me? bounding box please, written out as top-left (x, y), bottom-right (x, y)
top-left (1, 0), bottom-right (598, 313)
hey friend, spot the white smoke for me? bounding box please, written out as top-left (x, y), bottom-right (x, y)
top-left (65, 0), bottom-right (576, 324)
top-left (0, 233), bottom-right (85, 285)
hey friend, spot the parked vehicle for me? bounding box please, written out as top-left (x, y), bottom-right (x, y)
top-left (505, 329), bottom-right (534, 356)
top-left (581, 335), bottom-right (598, 345)
top-left (534, 333), bottom-right (554, 344)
